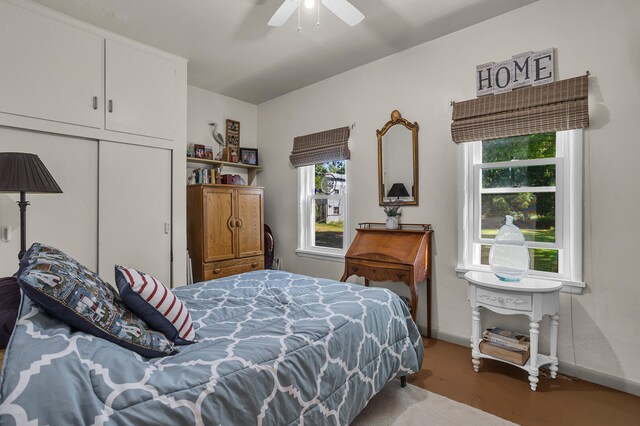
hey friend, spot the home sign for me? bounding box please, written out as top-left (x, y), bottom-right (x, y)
top-left (476, 48), bottom-right (555, 97)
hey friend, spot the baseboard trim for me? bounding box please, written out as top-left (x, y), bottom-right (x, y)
top-left (556, 361), bottom-right (640, 397)
top-left (426, 328), bottom-right (640, 397)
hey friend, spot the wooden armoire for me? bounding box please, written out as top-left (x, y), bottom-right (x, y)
top-left (187, 185), bottom-right (264, 282)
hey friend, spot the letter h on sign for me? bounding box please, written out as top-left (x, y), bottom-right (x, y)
top-left (476, 62), bottom-right (494, 96)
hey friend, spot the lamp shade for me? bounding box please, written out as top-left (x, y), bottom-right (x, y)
top-left (387, 183), bottom-right (409, 198)
top-left (0, 153), bottom-right (62, 193)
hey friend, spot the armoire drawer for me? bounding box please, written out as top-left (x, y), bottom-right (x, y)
top-left (204, 256), bottom-right (264, 280)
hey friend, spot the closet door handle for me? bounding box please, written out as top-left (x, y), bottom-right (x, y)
top-left (108, 100), bottom-right (113, 113)
top-left (227, 217), bottom-right (236, 229)
top-left (92, 96), bottom-right (98, 110)
top-left (236, 219), bottom-right (243, 228)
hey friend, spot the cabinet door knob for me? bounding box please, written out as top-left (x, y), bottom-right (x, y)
top-left (108, 100), bottom-right (113, 113)
top-left (236, 219), bottom-right (243, 228)
top-left (92, 96), bottom-right (98, 110)
top-left (228, 217), bottom-right (236, 229)
top-left (251, 262), bottom-right (258, 268)
top-left (214, 268), bottom-right (221, 274)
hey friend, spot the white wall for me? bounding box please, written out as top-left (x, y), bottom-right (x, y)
top-left (257, 0), bottom-right (640, 393)
top-left (187, 85), bottom-right (258, 183)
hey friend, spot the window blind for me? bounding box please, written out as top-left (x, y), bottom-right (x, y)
top-left (289, 126), bottom-right (351, 168)
top-left (451, 74), bottom-right (589, 143)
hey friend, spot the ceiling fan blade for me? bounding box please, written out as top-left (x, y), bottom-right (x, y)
top-left (321, 0), bottom-right (365, 26)
top-left (268, 0), bottom-right (301, 27)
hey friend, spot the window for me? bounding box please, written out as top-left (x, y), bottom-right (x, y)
top-left (458, 130), bottom-right (584, 290)
top-left (297, 160), bottom-right (349, 259)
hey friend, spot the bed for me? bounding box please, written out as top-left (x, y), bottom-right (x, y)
top-left (0, 270), bottom-right (423, 425)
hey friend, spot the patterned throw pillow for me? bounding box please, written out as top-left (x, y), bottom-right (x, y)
top-left (17, 243), bottom-right (177, 358)
top-left (115, 265), bottom-right (195, 344)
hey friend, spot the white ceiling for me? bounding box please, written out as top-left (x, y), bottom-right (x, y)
top-left (31, 0), bottom-right (537, 104)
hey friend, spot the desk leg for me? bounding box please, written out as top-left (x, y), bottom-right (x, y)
top-left (426, 278), bottom-right (431, 339)
top-left (528, 321), bottom-right (540, 391)
top-left (409, 280), bottom-right (418, 323)
top-left (549, 314), bottom-right (559, 379)
top-left (471, 308), bottom-right (481, 372)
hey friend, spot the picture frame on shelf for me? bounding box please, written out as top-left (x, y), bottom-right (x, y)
top-left (205, 146), bottom-right (214, 160)
top-left (240, 148), bottom-right (258, 166)
top-left (194, 144), bottom-right (205, 159)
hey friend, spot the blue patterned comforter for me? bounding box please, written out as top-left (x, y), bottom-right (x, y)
top-left (0, 270), bottom-right (423, 425)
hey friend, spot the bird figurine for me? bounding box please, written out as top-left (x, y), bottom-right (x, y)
top-left (208, 122), bottom-right (225, 153)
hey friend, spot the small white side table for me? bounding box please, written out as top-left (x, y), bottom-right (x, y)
top-left (464, 271), bottom-right (563, 391)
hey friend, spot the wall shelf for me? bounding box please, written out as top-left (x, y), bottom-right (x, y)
top-left (187, 157), bottom-right (262, 185)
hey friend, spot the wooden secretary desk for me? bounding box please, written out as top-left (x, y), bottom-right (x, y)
top-left (340, 223), bottom-right (433, 337)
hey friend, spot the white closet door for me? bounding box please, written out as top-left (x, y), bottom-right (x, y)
top-left (0, 128), bottom-right (98, 276)
top-left (98, 141), bottom-right (172, 287)
top-left (105, 40), bottom-right (176, 140)
top-left (0, 1), bottom-right (103, 128)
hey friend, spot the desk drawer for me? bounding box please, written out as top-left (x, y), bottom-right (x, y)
top-left (347, 260), bottom-right (411, 283)
top-left (476, 288), bottom-right (532, 311)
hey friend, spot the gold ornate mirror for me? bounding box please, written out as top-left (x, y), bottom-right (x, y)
top-left (377, 110), bottom-right (419, 206)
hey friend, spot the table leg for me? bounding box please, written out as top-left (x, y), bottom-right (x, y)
top-left (549, 314), bottom-right (559, 379)
top-left (528, 321), bottom-right (540, 391)
top-left (471, 307), bottom-right (481, 372)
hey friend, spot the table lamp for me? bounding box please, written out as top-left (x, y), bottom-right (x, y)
top-left (0, 153), bottom-right (62, 261)
top-left (387, 183), bottom-right (410, 201)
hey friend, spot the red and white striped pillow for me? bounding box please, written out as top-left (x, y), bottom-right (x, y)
top-left (115, 265), bottom-right (195, 343)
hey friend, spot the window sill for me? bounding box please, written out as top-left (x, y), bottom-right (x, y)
top-left (455, 266), bottom-right (585, 295)
top-left (296, 249), bottom-right (345, 263)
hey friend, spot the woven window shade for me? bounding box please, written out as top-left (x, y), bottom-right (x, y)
top-left (289, 126), bottom-right (351, 168)
top-left (451, 74), bottom-right (589, 143)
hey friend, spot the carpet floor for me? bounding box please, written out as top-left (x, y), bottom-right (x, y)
top-left (352, 380), bottom-right (517, 425)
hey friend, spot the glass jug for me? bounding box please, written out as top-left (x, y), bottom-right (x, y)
top-left (489, 215), bottom-right (530, 282)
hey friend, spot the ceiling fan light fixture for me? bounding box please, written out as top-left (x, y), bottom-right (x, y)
top-left (268, 0), bottom-right (364, 28)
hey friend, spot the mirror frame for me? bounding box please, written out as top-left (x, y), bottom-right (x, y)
top-left (377, 110), bottom-right (419, 206)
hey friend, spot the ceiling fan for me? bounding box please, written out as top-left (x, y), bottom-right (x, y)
top-left (268, 0), bottom-right (365, 27)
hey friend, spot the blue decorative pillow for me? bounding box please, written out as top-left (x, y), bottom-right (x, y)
top-left (17, 243), bottom-right (177, 358)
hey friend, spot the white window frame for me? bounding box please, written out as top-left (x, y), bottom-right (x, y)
top-left (296, 161), bottom-right (349, 261)
top-left (456, 129), bottom-right (585, 293)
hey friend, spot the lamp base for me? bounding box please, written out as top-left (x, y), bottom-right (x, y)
top-left (17, 191), bottom-right (29, 262)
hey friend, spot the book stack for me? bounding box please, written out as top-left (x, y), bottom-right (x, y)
top-left (480, 327), bottom-right (530, 365)
top-left (190, 168), bottom-right (214, 185)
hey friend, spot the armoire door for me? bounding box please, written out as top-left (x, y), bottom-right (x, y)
top-left (203, 187), bottom-right (236, 262)
top-left (98, 141), bottom-right (172, 286)
top-left (105, 40), bottom-right (176, 140)
top-left (0, 1), bottom-right (103, 128)
top-left (236, 188), bottom-right (264, 258)
top-left (0, 128), bottom-right (98, 276)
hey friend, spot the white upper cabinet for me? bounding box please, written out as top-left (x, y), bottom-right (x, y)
top-left (0, 1), bottom-right (103, 128)
top-left (105, 40), bottom-right (176, 140)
